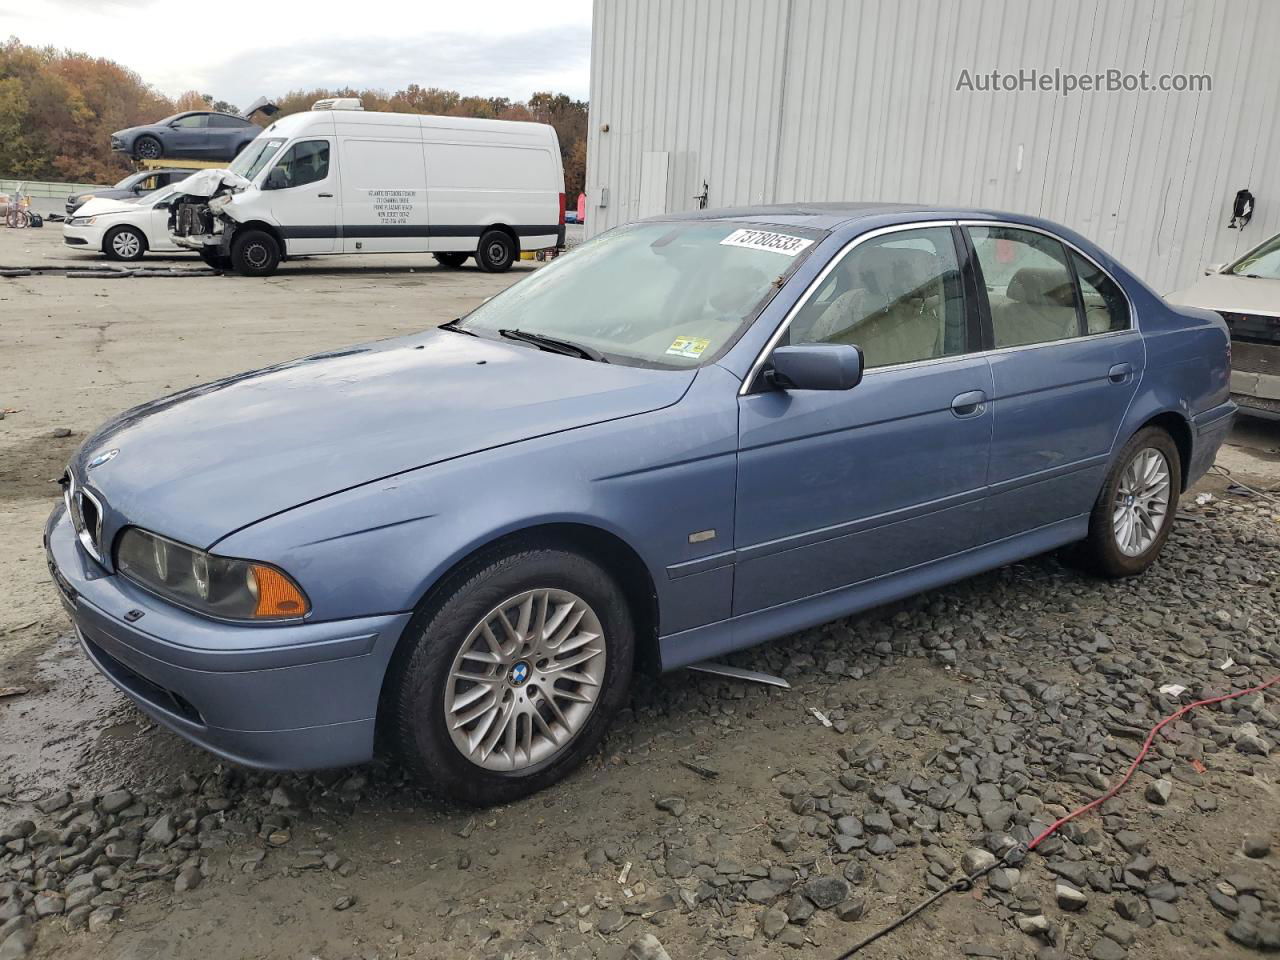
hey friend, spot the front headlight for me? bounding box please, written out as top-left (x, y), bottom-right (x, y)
top-left (115, 528), bottom-right (310, 621)
top-left (69, 216), bottom-right (97, 226)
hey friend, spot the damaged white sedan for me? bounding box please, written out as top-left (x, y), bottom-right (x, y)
top-left (168, 99), bottom-right (566, 276)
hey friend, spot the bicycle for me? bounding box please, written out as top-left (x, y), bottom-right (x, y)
top-left (4, 186), bottom-right (31, 228)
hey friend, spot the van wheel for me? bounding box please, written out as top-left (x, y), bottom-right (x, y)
top-left (434, 252), bottom-right (469, 268)
top-left (230, 229), bottom-right (280, 277)
top-left (475, 230), bottom-right (515, 273)
top-left (388, 544), bottom-right (634, 806)
top-left (1077, 426), bottom-right (1181, 578)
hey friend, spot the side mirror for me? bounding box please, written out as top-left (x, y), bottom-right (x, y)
top-left (1205, 263), bottom-right (1226, 275)
top-left (767, 343), bottom-right (863, 391)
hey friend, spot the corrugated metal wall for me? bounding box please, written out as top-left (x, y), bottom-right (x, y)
top-left (586, 0), bottom-right (1280, 293)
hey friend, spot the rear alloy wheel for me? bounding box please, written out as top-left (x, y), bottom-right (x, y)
top-left (134, 135), bottom-right (162, 160)
top-left (230, 229), bottom-right (281, 277)
top-left (475, 229), bottom-right (515, 273)
top-left (389, 545), bottom-right (634, 805)
top-left (104, 226), bottom-right (146, 261)
top-left (433, 252), bottom-right (469, 268)
top-left (1079, 426), bottom-right (1181, 577)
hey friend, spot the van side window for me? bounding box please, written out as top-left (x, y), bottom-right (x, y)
top-left (265, 140), bottom-right (330, 190)
top-left (969, 226), bottom-right (1081, 347)
top-left (1072, 252), bottom-right (1130, 333)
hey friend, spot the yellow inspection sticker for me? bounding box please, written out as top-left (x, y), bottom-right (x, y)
top-left (666, 336), bottom-right (711, 359)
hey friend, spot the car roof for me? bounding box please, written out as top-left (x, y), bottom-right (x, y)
top-left (658, 202), bottom-right (1047, 232)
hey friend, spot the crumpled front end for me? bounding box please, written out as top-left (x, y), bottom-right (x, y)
top-left (169, 169), bottom-right (253, 252)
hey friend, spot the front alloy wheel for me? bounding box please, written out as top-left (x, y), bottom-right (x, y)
top-left (388, 544), bottom-right (634, 806)
top-left (444, 589), bottom-right (606, 771)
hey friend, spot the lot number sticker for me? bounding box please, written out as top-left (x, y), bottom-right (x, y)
top-left (666, 336), bottom-right (711, 359)
top-left (719, 228), bottom-right (813, 257)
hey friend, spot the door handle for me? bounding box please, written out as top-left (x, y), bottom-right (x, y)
top-left (318, 192), bottom-right (334, 198)
top-left (951, 390), bottom-right (987, 418)
top-left (1108, 362), bottom-right (1133, 383)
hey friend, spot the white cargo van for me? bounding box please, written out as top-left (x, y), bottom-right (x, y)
top-left (169, 99), bottom-right (566, 276)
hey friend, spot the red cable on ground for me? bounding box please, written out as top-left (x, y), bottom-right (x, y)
top-left (1026, 673), bottom-right (1280, 852)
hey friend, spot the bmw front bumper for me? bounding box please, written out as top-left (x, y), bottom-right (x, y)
top-left (44, 503), bottom-right (411, 770)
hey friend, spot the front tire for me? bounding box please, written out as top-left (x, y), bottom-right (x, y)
top-left (104, 226), bottom-right (146, 261)
top-left (134, 135), bottom-right (162, 160)
top-left (388, 545), bottom-right (634, 806)
top-left (1079, 426), bottom-right (1181, 578)
top-left (230, 229), bottom-right (280, 277)
top-left (475, 229), bottom-right (515, 273)
top-left (433, 252), bottom-right (469, 268)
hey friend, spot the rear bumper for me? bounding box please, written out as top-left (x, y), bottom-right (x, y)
top-left (44, 503), bottom-right (411, 770)
top-left (1187, 400), bottom-right (1237, 485)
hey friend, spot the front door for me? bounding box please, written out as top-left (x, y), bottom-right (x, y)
top-left (733, 224), bottom-right (994, 615)
top-left (966, 224), bottom-right (1143, 540)
top-left (263, 138), bottom-right (339, 255)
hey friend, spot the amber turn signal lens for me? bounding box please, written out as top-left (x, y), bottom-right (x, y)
top-left (250, 565), bottom-right (310, 618)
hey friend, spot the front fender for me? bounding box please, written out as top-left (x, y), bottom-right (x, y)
top-left (213, 366), bottom-right (742, 630)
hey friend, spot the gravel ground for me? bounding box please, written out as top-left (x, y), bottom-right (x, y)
top-left (2, 227), bottom-right (1279, 960)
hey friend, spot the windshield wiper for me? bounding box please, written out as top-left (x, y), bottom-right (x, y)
top-left (498, 328), bottom-right (608, 362)
top-left (438, 318), bottom-right (477, 336)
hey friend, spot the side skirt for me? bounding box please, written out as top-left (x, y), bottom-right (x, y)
top-left (657, 514), bottom-right (1089, 671)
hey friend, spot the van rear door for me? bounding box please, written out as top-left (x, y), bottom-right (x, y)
top-left (339, 137), bottom-right (429, 252)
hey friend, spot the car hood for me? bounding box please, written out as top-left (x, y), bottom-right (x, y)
top-left (1166, 273), bottom-right (1280, 317)
top-left (73, 330), bottom-right (696, 549)
top-left (74, 196), bottom-right (142, 217)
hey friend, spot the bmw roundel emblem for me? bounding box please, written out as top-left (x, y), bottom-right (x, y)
top-left (87, 448), bottom-right (119, 470)
top-left (509, 661), bottom-right (530, 686)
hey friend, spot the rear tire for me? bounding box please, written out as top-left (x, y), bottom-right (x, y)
top-left (433, 252), bottom-right (469, 268)
top-left (134, 135), bottom-right (162, 160)
top-left (475, 229), bottom-right (515, 273)
top-left (104, 226), bottom-right (146, 261)
top-left (1078, 426), bottom-right (1181, 578)
top-left (388, 544), bottom-right (634, 806)
top-left (230, 229), bottom-right (280, 277)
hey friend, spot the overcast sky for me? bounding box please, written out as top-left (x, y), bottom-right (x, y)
top-left (2, 0), bottom-right (592, 107)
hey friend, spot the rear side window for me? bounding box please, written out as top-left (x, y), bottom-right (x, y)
top-left (266, 140), bottom-right (331, 189)
top-left (209, 114), bottom-right (248, 128)
top-left (1072, 252), bottom-right (1130, 333)
top-left (969, 226), bottom-right (1080, 348)
top-left (789, 226), bottom-right (969, 369)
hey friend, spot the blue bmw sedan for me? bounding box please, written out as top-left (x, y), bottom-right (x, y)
top-left (46, 204), bottom-right (1235, 805)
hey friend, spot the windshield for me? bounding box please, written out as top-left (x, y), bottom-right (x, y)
top-left (457, 221), bottom-right (822, 367)
top-left (229, 137), bottom-right (287, 181)
top-left (148, 187), bottom-right (178, 206)
top-left (112, 174), bottom-right (136, 189)
top-left (1229, 233), bottom-right (1280, 279)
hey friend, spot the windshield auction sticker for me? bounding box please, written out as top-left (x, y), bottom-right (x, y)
top-left (666, 336), bottom-right (711, 359)
top-left (719, 229), bottom-right (814, 256)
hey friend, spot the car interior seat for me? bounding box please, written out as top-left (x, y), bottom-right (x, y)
top-left (991, 267), bottom-right (1080, 346)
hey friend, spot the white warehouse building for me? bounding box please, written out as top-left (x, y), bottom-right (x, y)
top-left (584, 0), bottom-right (1280, 293)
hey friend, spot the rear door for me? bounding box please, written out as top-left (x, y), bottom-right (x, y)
top-left (262, 138), bottom-right (339, 255)
top-left (340, 137), bottom-right (429, 252)
top-left (733, 224), bottom-right (994, 615)
top-left (966, 224), bottom-right (1141, 540)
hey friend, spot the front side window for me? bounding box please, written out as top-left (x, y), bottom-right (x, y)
top-left (970, 226), bottom-right (1080, 348)
top-left (171, 114), bottom-right (208, 129)
top-left (456, 221), bottom-right (822, 368)
top-left (265, 140), bottom-right (330, 190)
top-left (1073, 252), bottom-right (1130, 333)
top-left (788, 226), bottom-right (969, 368)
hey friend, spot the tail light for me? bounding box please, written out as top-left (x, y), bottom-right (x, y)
top-left (558, 192), bottom-right (566, 225)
